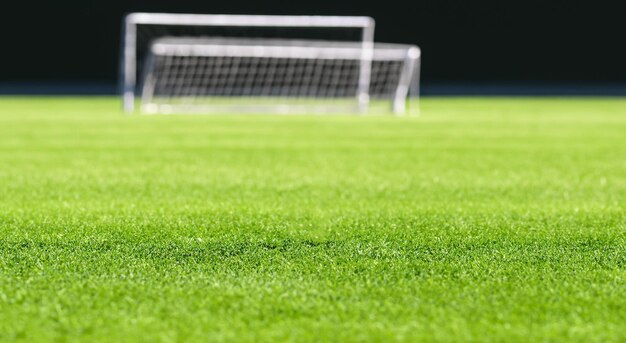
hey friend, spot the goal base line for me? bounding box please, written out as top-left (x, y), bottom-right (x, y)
top-left (140, 97), bottom-right (419, 115)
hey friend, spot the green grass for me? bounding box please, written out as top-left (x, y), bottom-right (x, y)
top-left (0, 97), bottom-right (625, 342)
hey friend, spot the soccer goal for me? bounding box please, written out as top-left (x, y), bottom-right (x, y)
top-left (120, 13), bottom-right (420, 115)
top-left (140, 38), bottom-right (419, 114)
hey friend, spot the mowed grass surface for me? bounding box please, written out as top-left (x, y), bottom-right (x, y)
top-left (0, 97), bottom-right (625, 342)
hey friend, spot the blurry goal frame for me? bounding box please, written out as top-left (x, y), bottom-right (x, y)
top-left (120, 13), bottom-right (420, 114)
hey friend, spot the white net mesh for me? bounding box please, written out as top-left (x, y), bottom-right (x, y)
top-left (140, 38), bottom-right (419, 114)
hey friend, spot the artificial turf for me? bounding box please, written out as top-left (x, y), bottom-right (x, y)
top-left (0, 97), bottom-right (625, 342)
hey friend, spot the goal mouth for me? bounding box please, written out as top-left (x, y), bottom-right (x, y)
top-left (139, 37), bottom-right (420, 115)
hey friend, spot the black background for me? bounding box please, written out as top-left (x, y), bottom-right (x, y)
top-left (3, 0), bottom-right (625, 86)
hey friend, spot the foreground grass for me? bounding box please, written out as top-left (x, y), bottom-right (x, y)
top-left (0, 97), bottom-right (625, 342)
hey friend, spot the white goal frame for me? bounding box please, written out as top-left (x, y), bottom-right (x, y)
top-left (141, 38), bottom-right (420, 114)
top-left (121, 13), bottom-right (375, 113)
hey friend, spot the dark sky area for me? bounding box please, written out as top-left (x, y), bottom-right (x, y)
top-left (2, 0), bottom-right (625, 85)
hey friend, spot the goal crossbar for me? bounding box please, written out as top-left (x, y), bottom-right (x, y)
top-left (126, 13), bottom-right (374, 28)
top-left (150, 38), bottom-right (416, 60)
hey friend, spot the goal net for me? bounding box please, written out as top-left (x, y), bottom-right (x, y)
top-left (120, 13), bottom-right (420, 115)
top-left (140, 38), bottom-right (420, 114)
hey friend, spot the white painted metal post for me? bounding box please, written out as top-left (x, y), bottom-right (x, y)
top-left (357, 19), bottom-right (375, 113)
top-left (122, 15), bottom-right (137, 112)
top-left (392, 47), bottom-right (420, 115)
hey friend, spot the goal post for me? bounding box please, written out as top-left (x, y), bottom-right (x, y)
top-left (121, 13), bottom-right (375, 113)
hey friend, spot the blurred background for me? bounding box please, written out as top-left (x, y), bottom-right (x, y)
top-left (1, 0), bottom-right (625, 95)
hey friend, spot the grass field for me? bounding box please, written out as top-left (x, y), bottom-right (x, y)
top-left (1, 97), bottom-right (625, 342)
